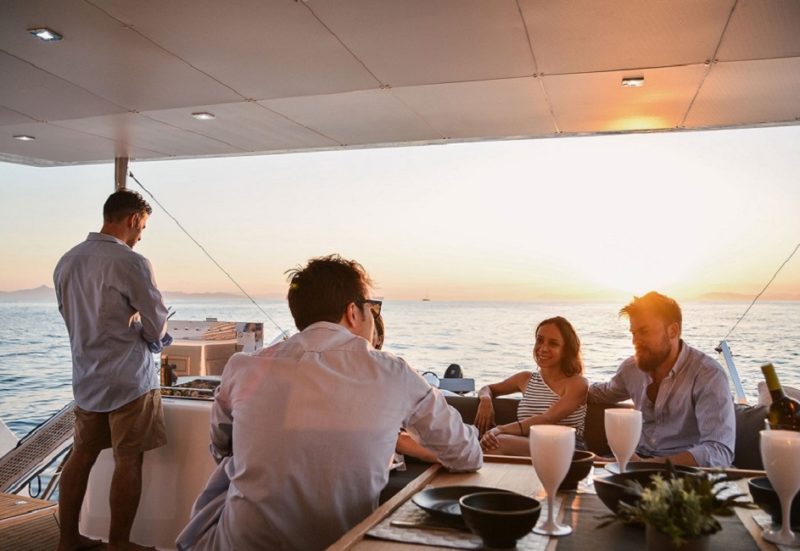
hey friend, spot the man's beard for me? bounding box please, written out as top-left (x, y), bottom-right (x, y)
top-left (635, 336), bottom-right (671, 373)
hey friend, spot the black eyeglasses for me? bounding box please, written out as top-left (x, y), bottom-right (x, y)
top-left (355, 299), bottom-right (382, 318)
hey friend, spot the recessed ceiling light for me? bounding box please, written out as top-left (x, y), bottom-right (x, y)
top-left (621, 77), bottom-right (645, 88)
top-left (191, 112), bottom-right (216, 120)
top-left (28, 27), bottom-right (63, 42)
top-left (13, 135), bottom-right (36, 141)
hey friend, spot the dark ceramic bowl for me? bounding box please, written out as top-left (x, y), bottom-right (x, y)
top-left (605, 461), bottom-right (701, 475)
top-left (748, 476), bottom-right (800, 528)
top-left (559, 450), bottom-right (596, 490)
top-left (459, 491), bottom-right (541, 549)
top-left (594, 470), bottom-right (693, 514)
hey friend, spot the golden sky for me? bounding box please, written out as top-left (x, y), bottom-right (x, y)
top-left (1, 125), bottom-right (798, 301)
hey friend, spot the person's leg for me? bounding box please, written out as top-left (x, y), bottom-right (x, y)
top-left (59, 406), bottom-right (109, 551)
top-left (495, 434), bottom-right (531, 456)
top-left (57, 447), bottom-right (104, 551)
top-left (106, 391), bottom-right (166, 551)
top-left (107, 451), bottom-right (151, 550)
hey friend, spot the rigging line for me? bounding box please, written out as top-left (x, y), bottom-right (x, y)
top-left (128, 171), bottom-right (289, 339)
top-left (721, 239), bottom-right (800, 343)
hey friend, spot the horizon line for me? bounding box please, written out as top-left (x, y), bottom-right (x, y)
top-left (2, 284), bottom-right (799, 303)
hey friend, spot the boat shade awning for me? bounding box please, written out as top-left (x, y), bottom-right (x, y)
top-left (1, 0), bottom-right (799, 167)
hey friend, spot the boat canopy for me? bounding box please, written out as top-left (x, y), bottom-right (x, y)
top-left (1, 0), bottom-right (799, 167)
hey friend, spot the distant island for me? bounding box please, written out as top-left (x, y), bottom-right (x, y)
top-left (2, 285), bottom-right (798, 303)
top-left (695, 291), bottom-right (800, 301)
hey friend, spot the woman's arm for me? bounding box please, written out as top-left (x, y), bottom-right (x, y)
top-left (474, 371), bottom-right (531, 437)
top-left (481, 375), bottom-right (588, 453)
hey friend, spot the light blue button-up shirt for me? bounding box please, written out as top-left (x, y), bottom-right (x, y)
top-left (54, 232), bottom-right (168, 412)
top-left (589, 341), bottom-right (735, 467)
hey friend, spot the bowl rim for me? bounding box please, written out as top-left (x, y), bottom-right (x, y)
top-left (572, 450), bottom-right (596, 461)
top-left (747, 476), bottom-right (771, 490)
top-left (459, 491), bottom-right (541, 515)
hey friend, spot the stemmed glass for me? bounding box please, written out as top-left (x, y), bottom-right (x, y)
top-left (529, 425), bottom-right (575, 536)
top-left (604, 409), bottom-right (642, 473)
top-left (760, 429), bottom-right (800, 546)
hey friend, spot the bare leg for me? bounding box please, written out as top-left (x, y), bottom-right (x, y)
top-left (106, 452), bottom-right (154, 551)
top-left (57, 448), bottom-right (105, 551)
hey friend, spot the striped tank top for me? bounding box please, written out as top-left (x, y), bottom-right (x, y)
top-left (517, 371), bottom-right (586, 448)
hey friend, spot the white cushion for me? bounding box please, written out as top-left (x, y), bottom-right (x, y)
top-left (757, 381), bottom-right (800, 406)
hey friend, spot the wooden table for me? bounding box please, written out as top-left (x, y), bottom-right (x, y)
top-left (328, 456), bottom-right (779, 551)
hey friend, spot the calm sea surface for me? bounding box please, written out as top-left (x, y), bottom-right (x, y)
top-left (1, 300), bottom-right (798, 439)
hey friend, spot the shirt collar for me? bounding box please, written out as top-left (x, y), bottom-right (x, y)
top-left (303, 320), bottom-right (351, 334)
top-left (87, 232), bottom-right (127, 246)
top-left (664, 340), bottom-right (688, 379)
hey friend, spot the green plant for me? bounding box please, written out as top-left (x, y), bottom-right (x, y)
top-left (600, 463), bottom-right (755, 546)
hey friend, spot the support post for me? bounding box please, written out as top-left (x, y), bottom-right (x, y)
top-left (717, 340), bottom-right (748, 404)
top-left (115, 157), bottom-right (129, 190)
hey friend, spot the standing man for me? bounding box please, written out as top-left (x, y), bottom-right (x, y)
top-left (589, 291), bottom-right (735, 467)
top-left (177, 255), bottom-right (482, 551)
top-left (55, 190), bottom-right (170, 551)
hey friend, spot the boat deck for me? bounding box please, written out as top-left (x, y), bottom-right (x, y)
top-left (0, 492), bottom-right (59, 551)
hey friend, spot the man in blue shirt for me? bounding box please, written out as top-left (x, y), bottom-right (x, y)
top-left (55, 190), bottom-right (169, 551)
top-left (589, 292), bottom-right (735, 467)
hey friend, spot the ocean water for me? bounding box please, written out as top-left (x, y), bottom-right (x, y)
top-left (1, 300), bottom-right (798, 439)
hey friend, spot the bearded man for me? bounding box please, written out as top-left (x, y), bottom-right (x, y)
top-left (589, 292), bottom-right (735, 467)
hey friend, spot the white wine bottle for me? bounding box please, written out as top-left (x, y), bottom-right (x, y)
top-left (761, 363), bottom-right (800, 431)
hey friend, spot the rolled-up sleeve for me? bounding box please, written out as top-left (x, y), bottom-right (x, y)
top-left (209, 383), bottom-right (233, 463)
top-left (687, 368), bottom-right (735, 467)
top-left (406, 388), bottom-right (483, 472)
top-left (588, 364), bottom-right (632, 405)
top-left (128, 257), bottom-right (168, 343)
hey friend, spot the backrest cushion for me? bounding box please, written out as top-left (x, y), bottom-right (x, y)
top-left (733, 403), bottom-right (767, 470)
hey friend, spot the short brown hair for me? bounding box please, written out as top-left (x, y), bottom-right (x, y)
top-left (286, 254), bottom-right (373, 331)
top-left (103, 190), bottom-right (152, 222)
top-left (619, 291), bottom-right (682, 326)
top-left (536, 316), bottom-right (583, 377)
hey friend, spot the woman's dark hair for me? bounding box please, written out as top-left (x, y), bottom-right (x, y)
top-left (373, 314), bottom-right (384, 350)
top-left (286, 254), bottom-right (372, 331)
top-left (103, 190), bottom-right (152, 222)
top-left (536, 316), bottom-right (583, 377)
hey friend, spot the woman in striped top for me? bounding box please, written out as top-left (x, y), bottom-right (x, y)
top-left (476, 316), bottom-right (588, 455)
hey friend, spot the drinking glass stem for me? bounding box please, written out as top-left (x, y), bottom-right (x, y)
top-left (547, 493), bottom-right (555, 526)
top-left (780, 493), bottom-right (795, 539)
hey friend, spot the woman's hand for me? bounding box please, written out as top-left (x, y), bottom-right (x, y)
top-left (480, 427), bottom-right (502, 452)
top-left (474, 398), bottom-right (495, 437)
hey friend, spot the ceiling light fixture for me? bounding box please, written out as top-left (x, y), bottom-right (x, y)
top-left (28, 27), bottom-right (63, 42)
top-left (621, 77), bottom-right (645, 88)
top-left (191, 112), bottom-right (216, 120)
top-left (13, 135), bottom-right (36, 141)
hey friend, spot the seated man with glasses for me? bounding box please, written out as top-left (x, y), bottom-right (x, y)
top-left (178, 254), bottom-right (482, 551)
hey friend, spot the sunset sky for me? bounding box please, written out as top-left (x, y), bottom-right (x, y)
top-left (1, 125), bottom-right (798, 301)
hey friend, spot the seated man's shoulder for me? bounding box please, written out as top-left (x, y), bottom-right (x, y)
top-left (685, 344), bottom-right (725, 373)
top-left (370, 348), bottom-right (412, 372)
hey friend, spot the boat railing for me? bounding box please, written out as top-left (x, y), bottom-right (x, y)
top-left (0, 401), bottom-right (75, 496)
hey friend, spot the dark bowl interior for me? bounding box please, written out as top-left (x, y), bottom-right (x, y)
top-left (594, 470), bottom-right (692, 514)
top-left (559, 450), bottom-right (596, 490)
top-left (459, 491), bottom-right (541, 549)
top-left (748, 476), bottom-right (800, 528)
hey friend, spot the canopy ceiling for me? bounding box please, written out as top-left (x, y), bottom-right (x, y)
top-left (1, 0), bottom-right (799, 166)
